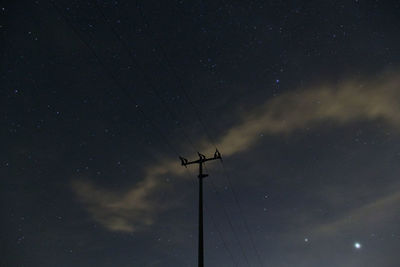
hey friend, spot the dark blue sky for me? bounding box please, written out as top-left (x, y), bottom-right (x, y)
top-left (1, 1), bottom-right (400, 266)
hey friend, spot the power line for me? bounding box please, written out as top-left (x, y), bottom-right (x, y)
top-left (180, 151), bottom-right (224, 267)
top-left (220, 161), bottom-right (266, 266)
top-left (134, 3), bottom-right (265, 266)
top-left (50, 7), bottom-right (224, 266)
top-left (134, 0), bottom-right (218, 148)
top-left (49, 0), bottom-right (182, 159)
top-left (52, 3), bottom-right (240, 266)
top-left (204, 201), bottom-right (238, 267)
top-left (185, 155), bottom-right (238, 267)
top-left (92, 0), bottom-right (198, 152)
top-left (204, 165), bottom-right (251, 267)
top-left (53, 2), bottom-right (264, 266)
top-left (134, 3), bottom-right (265, 265)
top-left (89, 6), bottom-right (251, 265)
top-left (183, 156), bottom-right (246, 267)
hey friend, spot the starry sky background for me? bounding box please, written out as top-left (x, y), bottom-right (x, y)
top-left (1, 0), bottom-right (400, 266)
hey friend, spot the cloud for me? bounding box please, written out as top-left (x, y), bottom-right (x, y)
top-left (215, 71), bottom-right (400, 156)
top-left (72, 70), bottom-right (400, 232)
top-left (72, 159), bottom-right (185, 232)
top-left (312, 189), bottom-right (400, 237)
top-left (267, 187), bottom-right (400, 267)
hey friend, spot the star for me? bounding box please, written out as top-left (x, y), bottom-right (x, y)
top-left (354, 242), bottom-right (362, 249)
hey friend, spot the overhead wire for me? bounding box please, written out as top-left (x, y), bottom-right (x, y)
top-left (134, 2), bottom-right (266, 266)
top-left (134, 0), bottom-right (219, 148)
top-left (183, 157), bottom-right (239, 266)
top-left (49, 5), bottom-right (210, 265)
top-left (51, 1), bottom-right (240, 265)
top-left (91, 3), bottom-right (249, 265)
top-left (92, 0), bottom-right (198, 152)
top-left (52, 1), bottom-right (262, 266)
top-left (219, 161), bottom-right (266, 266)
top-left (204, 201), bottom-right (238, 267)
top-left (133, 3), bottom-right (261, 265)
top-left (184, 164), bottom-right (239, 267)
top-left (204, 165), bottom-right (251, 267)
top-left (49, 0), bottom-right (184, 159)
top-left (86, 7), bottom-right (229, 264)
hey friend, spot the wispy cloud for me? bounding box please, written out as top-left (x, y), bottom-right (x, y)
top-left (268, 187), bottom-right (400, 267)
top-left (312, 189), bottom-right (400, 237)
top-left (72, 159), bottom-right (185, 232)
top-left (215, 70), bottom-right (400, 156)
top-left (72, 70), bottom-right (400, 232)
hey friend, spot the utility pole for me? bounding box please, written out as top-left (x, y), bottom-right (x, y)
top-left (180, 150), bottom-right (222, 267)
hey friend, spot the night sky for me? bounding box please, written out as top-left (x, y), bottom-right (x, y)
top-left (2, 1), bottom-right (400, 266)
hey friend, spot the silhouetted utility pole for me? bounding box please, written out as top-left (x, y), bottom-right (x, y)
top-left (180, 150), bottom-right (222, 267)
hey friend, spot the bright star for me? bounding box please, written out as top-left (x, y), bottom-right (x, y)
top-left (354, 242), bottom-right (361, 249)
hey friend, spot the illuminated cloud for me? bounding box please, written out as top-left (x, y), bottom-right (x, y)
top-left (72, 159), bottom-right (185, 232)
top-left (72, 70), bottom-right (400, 232)
top-left (215, 71), bottom-right (400, 156)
